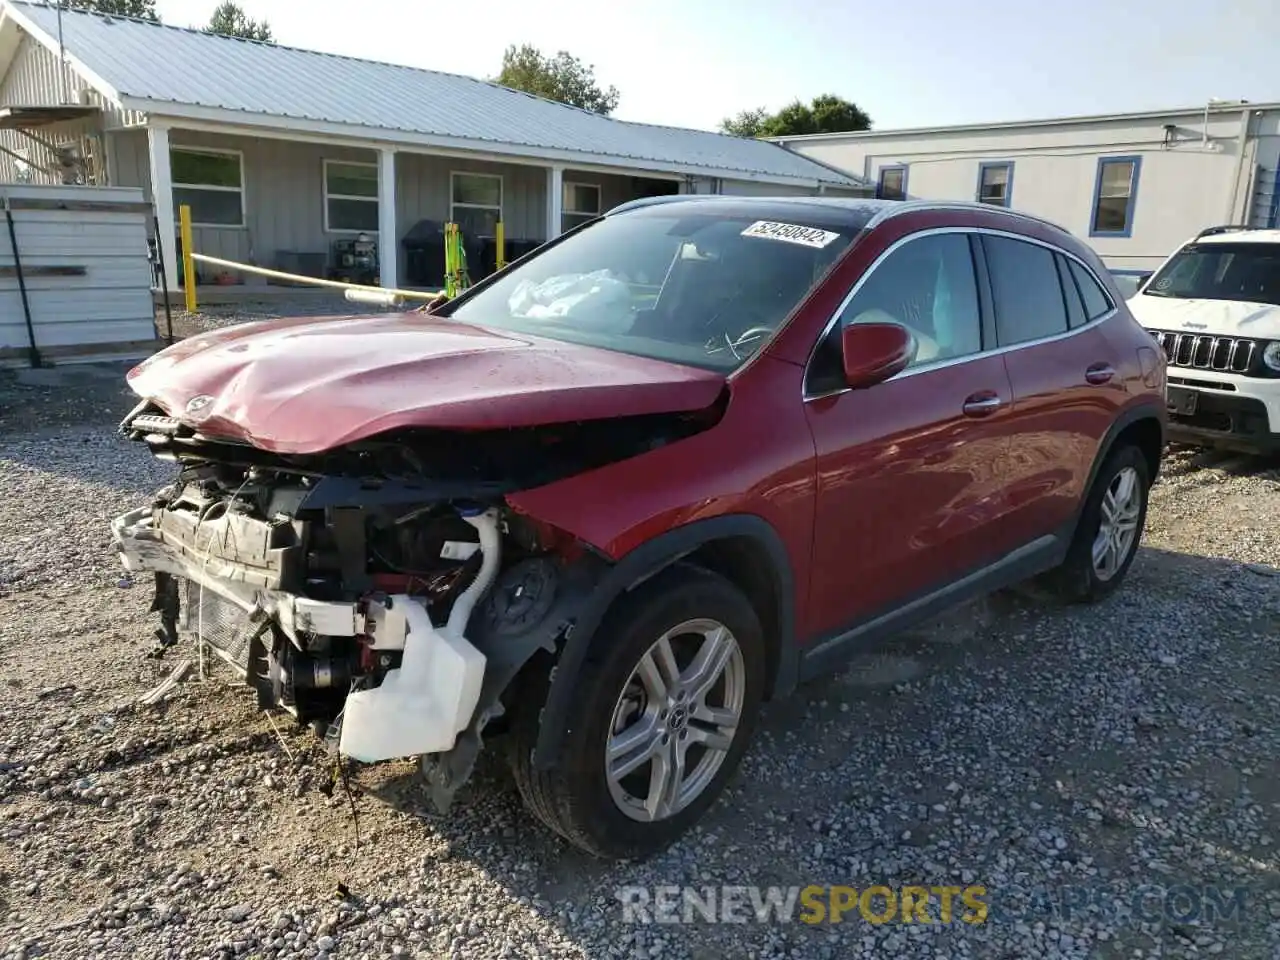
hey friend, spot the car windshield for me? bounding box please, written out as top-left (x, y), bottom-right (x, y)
top-left (447, 204), bottom-right (857, 372)
top-left (1142, 242), bottom-right (1280, 306)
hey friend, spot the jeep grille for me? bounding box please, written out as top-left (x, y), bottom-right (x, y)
top-left (1149, 329), bottom-right (1258, 374)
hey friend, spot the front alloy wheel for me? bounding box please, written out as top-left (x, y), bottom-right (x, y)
top-left (506, 567), bottom-right (766, 860)
top-left (606, 619), bottom-right (746, 822)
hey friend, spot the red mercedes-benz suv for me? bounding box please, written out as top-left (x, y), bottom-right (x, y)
top-left (112, 196), bottom-right (1167, 860)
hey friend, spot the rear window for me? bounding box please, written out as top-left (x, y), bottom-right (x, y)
top-left (1143, 242), bottom-right (1280, 306)
top-left (983, 235), bottom-right (1070, 346)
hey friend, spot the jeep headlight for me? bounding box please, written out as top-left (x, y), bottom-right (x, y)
top-left (1265, 342), bottom-right (1280, 372)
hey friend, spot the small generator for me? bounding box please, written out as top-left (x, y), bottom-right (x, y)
top-left (330, 233), bottom-right (379, 285)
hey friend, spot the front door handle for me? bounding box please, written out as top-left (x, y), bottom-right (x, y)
top-left (1085, 363), bottom-right (1116, 385)
top-left (962, 393), bottom-right (1004, 417)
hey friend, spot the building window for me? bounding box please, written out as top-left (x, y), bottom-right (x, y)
top-left (876, 164), bottom-right (907, 200)
top-left (324, 160), bottom-right (379, 232)
top-left (171, 147), bottom-right (244, 227)
top-left (1090, 156), bottom-right (1142, 238)
top-left (563, 181), bottom-right (601, 232)
top-left (976, 162), bottom-right (1013, 207)
top-left (451, 171), bottom-right (502, 239)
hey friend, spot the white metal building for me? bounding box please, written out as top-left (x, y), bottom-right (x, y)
top-left (1, 182), bottom-right (156, 364)
top-left (0, 0), bottom-right (868, 294)
top-left (774, 102), bottom-right (1280, 274)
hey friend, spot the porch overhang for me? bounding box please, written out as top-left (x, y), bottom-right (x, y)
top-left (0, 104), bottom-right (100, 129)
top-left (120, 98), bottom-right (864, 191)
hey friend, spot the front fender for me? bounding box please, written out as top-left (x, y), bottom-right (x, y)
top-left (530, 513), bottom-right (798, 770)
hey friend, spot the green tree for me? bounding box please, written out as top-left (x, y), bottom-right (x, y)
top-left (495, 44), bottom-right (620, 115)
top-left (65, 0), bottom-right (159, 21)
top-left (720, 94), bottom-right (872, 138)
top-left (205, 1), bottom-right (273, 42)
top-left (720, 107), bottom-right (771, 139)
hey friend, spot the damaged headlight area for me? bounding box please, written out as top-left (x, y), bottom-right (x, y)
top-left (110, 400), bottom-right (711, 808)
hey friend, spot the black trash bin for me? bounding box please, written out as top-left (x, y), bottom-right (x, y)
top-left (505, 238), bottom-right (542, 264)
top-left (400, 219), bottom-right (445, 288)
top-left (475, 237), bottom-right (501, 279)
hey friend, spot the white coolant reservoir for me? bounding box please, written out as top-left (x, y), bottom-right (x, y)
top-left (338, 506), bottom-right (499, 763)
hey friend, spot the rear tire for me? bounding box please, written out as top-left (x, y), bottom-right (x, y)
top-left (506, 566), bottom-right (766, 860)
top-left (1044, 443), bottom-right (1150, 603)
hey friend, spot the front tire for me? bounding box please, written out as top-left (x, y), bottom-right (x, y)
top-left (507, 566), bottom-right (766, 860)
top-left (1045, 443), bottom-right (1151, 603)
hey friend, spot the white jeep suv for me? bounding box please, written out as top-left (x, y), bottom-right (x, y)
top-left (1126, 225), bottom-right (1280, 455)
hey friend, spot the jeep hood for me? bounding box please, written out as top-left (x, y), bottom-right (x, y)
top-left (1127, 294), bottom-right (1280, 339)
top-left (126, 313), bottom-right (726, 454)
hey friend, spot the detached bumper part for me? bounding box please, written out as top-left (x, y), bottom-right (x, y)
top-left (110, 503), bottom-right (502, 766)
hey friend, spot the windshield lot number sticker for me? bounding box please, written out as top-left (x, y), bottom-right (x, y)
top-left (741, 220), bottom-right (841, 249)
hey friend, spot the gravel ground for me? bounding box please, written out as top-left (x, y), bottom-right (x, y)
top-left (1, 358), bottom-right (1279, 960)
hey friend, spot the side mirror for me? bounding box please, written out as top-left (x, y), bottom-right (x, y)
top-left (840, 322), bottom-right (916, 389)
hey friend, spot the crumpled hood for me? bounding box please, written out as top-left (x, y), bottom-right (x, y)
top-left (126, 313), bottom-right (726, 454)
top-left (1127, 294), bottom-right (1280, 339)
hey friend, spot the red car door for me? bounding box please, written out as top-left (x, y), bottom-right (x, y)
top-left (978, 235), bottom-right (1125, 540)
top-left (802, 230), bottom-right (1020, 641)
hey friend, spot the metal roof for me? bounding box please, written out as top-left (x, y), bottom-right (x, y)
top-left (770, 100), bottom-right (1276, 143)
top-left (4, 1), bottom-right (867, 188)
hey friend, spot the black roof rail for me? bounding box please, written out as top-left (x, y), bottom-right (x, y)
top-left (1195, 224), bottom-right (1257, 239)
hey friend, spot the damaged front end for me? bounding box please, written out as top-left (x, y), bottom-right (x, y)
top-left (111, 399), bottom-right (714, 808)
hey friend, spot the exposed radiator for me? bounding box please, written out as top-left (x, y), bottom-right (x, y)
top-left (179, 578), bottom-right (256, 672)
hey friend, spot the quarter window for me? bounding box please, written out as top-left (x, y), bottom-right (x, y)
top-left (837, 232), bottom-right (982, 367)
top-left (451, 172), bottom-right (503, 240)
top-left (1067, 260), bottom-right (1115, 320)
top-left (171, 148), bottom-right (243, 227)
top-left (977, 162), bottom-right (1013, 207)
top-left (563, 181), bottom-right (602, 232)
top-left (1055, 254), bottom-right (1087, 329)
top-left (983, 235), bottom-right (1070, 345)
top-left (1090, 157), bottom-right (1141, 236)
top-left (324, 160), bottom-right (379, 232)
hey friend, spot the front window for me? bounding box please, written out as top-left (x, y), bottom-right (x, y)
top-left (563, 181), bottom-right (602, 232)
top-left (171, 147), bottom-right (244, 227)
top-left (446, 206), bottom-right (858, 372)
top-left (451, 172), bottom-right (502, 240)
top-left (324, 160), bottom-right (379, 232)
top-left (1143, 242), bottom-right (1280, 307)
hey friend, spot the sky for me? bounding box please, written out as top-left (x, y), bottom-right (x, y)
top-left (152, 0), bottom-right (1280, 133)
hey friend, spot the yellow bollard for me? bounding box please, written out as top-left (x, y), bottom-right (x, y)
top-left (178, 204), bottom-right (197, 313)
top-left (496, 219), bottom-right (505, 272)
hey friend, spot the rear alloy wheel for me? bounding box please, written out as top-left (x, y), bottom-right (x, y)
top-left (1045, 443), bottom-right (1151, 602)
top-left (507, 567), bottom-right (765, 860)
top-left (1092, 464), bottom-right (1143, 582)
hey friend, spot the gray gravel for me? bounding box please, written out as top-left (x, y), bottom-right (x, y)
top-left (2, 363), bottom-right (1279, 959)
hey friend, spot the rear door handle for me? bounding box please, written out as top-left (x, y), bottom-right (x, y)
top-left (1085, 363), bottom-right (1115, 385)
top-left (962, 393), bottom-right (1004, 417)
